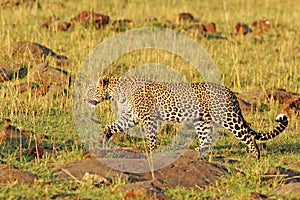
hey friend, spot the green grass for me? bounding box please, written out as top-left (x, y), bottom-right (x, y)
top-left (0, 0), bottom-right (300, 199)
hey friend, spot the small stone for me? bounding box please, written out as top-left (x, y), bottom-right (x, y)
top-left (116, 180), bottom-right (165, 200)
top-left (249, 192), bottom-right (271, 200)
top-left (81, 172), bottom-right (111, 187)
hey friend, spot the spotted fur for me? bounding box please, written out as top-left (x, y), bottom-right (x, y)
top-left (86, 76), bottom-right (289, 159)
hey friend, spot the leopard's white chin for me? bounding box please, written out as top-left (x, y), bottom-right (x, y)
top-left (88, 103), bottom-right (96, 110)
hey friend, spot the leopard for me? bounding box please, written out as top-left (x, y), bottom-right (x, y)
top-left (86, 75), bottom-right (288, 159)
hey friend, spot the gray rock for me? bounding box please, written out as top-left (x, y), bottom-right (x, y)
top-left (28, 62), bottom-right (70, 87)
top-left (273, 182), bottom-right (300, 197)
top-left (0, 41), bottom-right (67, 60)
top-left (264, 166), bottom-right (300, 183)
top-left (54, 150), bottom-right (228, 189)
top-left (0, 164), bottom-right (38, 184)
top-left (249, 192), bottom-right (272, 200)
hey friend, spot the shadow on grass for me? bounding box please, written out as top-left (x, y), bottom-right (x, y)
top-left (213, 142), bottom-right (300, 158)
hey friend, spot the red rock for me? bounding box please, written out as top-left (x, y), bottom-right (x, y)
top-left (71, 10), bottom-right (109, 28)
top-left (192, 23), bottom-right (217, 37)
top-left (178, 12), bottom-right (194, 22)
top-left (235, 23), bottom-right (252, 35)
top-left (253, 18), bottom-right (272, 29)
top-left (205, 22), bottom-right (216, 33)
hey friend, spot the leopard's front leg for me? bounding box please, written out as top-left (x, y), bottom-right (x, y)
top-left (194, 118), bottom-right (213, 157)
top-left (101, 110), bottom-right (138, 142)
top-left (142, 116), bottom-right (158, 152)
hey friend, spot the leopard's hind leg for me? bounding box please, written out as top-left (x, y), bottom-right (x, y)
top-left (222, 113), bottom-right (260, 159)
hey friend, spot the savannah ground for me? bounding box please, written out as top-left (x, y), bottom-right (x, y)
top-left (0, 0), bottom-right (299, 199)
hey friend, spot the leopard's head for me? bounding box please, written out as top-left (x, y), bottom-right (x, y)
top-left (86, 76), bottom-right (111, 108)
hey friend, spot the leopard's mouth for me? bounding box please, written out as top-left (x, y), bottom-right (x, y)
top-left (84, 98), bottom-right (100, 109)
top-left (88, 100), bottom-right (99, 106)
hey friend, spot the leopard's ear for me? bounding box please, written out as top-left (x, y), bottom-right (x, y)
top-left (99, 76), bottom-right (109, 89)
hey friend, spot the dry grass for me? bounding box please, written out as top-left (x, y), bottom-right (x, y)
top-left (0, 0), bottom-right (299, 199)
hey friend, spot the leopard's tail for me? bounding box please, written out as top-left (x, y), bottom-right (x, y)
top-left (251, 114), bottom-right (288, 140)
